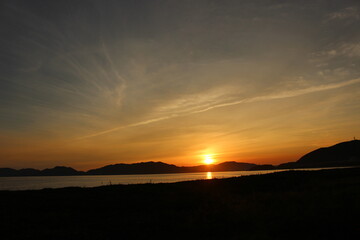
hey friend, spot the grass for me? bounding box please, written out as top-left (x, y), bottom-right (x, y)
top-left (1, 167), bottom-right (360, 239)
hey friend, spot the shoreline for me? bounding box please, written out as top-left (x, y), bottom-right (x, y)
top-left (1, 167), bottom-right (359, 239)
top-left (0, 166), bottom-right (356, 191)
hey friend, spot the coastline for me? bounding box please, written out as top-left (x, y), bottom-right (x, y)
top-left (1, 167), bottom-right (359, 239)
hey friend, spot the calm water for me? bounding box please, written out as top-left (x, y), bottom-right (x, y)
top-left (0, 167), bottom-right (343, 191)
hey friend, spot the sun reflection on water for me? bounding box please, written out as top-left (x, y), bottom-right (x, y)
top-left (207, 172), bottom-right (213, 179)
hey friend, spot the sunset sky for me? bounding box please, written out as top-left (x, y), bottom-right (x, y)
top-left (0, 0), bottom-right (359, 170)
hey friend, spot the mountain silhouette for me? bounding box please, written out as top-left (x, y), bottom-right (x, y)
top-left (1, 140), bottom-right (359, 177)
top-left (87, 161), bottom-right (256, 175)
top-left (213, 161), bottom-right (256, 171)
top-left (279, 140), bottom-right (360, 168)
top-left (0, 161), bottom-right (257, 177)
top-left (249, 164), bottom-right (276, 171)
top-left (41, 166), bottom-right (83, 176)
top-left (87, 162), bottom-right (181, 175)
top-left (18, 168), bottom-right (41, 176)
top-left (298, 140), bottom-right (360, 164)
top-left (0, 166), bottom-right (83, 177)
top-left (0, 168), bottom-right (18, 177)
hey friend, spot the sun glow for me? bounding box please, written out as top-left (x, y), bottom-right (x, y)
top-left (203, 154), bottom-right (215, 165)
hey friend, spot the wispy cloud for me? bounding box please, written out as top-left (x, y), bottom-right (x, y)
top-left (313, 43), bottom-right (360, 61)
top-left (326, 6), bottom-right (360, 21)
top-left (78, 78), bottom-right (360, 139)
top-left (1, 0), bottom-right (360, 168)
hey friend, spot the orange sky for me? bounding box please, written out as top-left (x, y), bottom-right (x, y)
top-left (0, 1), bottom-right (359, 170)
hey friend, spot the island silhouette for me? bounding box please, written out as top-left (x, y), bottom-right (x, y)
top-left (1, 140), bottom-right (359, 177)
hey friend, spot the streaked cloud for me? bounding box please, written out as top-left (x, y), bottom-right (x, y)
top-left (327, 6), bottom-right (359, 21)
top-left (79, 78), bottom-right (360, 139)
top-left (0, 0), bottom-right (359, 169)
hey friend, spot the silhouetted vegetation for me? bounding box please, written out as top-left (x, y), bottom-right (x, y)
top-left (1, 167), bottom-right (359, 239)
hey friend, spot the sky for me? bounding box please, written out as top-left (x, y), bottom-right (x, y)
top-left (0, 0), bottom-right (359, 170)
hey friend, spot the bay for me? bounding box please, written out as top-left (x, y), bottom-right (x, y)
top-left (0, 167), bottom-right (343, 190)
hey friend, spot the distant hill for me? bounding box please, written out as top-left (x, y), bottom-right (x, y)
top-left (213, 161), bottom-right (256, 171)
top-left (0, 168), bottom-right (18, 177)
top-left (87, 161), bottom-right (256, 175)
top-left (279, 140), bottom-right (360, 169)
top-left (41, 166), bottom-right (83, 176)
top-left (0, 166), bottom-right (83, 177)
top-left (249, 164), bottom-right (276, 171)
top-left (0, 161), bottom-right (257, 177)
top-left (18, 168), bottom-right (41, 176)
top-left (87, 162), bottom-right (181, 175)
top-left (2, 140), bottom-right (359, 177)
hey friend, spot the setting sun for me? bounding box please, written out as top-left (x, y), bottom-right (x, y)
top-left (203, 154), bottom-right (215, 165)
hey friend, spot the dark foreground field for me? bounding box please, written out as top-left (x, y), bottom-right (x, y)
top-left (1, 168), bottom-right (360, 240)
